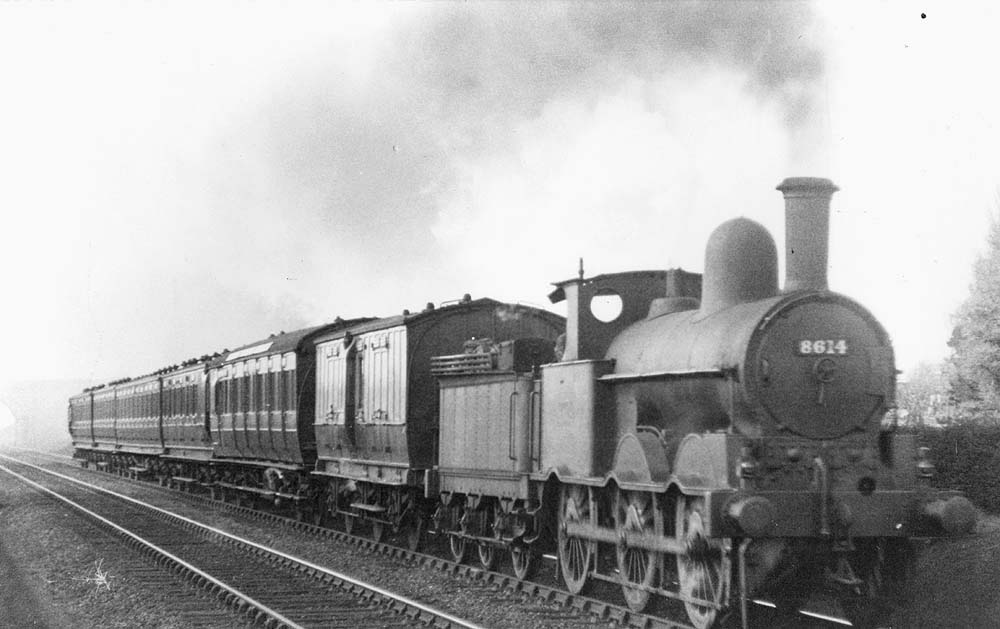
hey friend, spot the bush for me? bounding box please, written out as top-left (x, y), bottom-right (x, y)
top-left (912, 423), bottom-right (1000, 513)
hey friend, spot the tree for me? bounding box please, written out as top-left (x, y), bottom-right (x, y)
top-left (897, 362), bottom-right (950, 427)
top-left (949, 209), bottom-right (1000, 421)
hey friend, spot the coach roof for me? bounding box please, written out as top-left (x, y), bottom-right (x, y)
top-left (215, 317), bottom-right (375, 365)
top-left (312, 298), bottom-right (564, 346)
top-left (311, 297), bottom-right (531, 345)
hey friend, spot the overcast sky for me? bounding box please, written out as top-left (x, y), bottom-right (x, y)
top-left (1, 1), bottom-right (998, 391)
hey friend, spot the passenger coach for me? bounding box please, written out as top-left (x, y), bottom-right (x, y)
top-left (310, 296), bottom-right (564, 546)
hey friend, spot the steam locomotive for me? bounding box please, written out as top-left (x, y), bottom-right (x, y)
top-left (69, 177), bottom-right (975, 628)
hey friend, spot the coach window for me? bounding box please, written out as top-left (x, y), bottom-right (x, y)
top-left (267, 371), bottom-right (281, 411)
top-left (269, 371), bottom-right (278, 412)
top-left (242, 374), bottom-right (250, 413)
top-left (285, 369), bottom-right (297, 411)
top-left (260, 370), bottom-right (268, 412)
top-left (254, 372), bottom-right (264, 412)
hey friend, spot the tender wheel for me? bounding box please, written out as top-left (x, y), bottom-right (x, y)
top-left (677, 496), bottom-right (732, 629)
top-left (449, 532), bottom-right (468, 563)
top-left (558, 485), bottom-right (594, 595)
top-left (615, 489), bottom-right (662, 612)
top-left (477, 503), bottom-right (500, 570)
top-left (478, 541), bottom-right (499, 571)
top-left (449, 504), bottom-right (470, 563)
top-left (510, 543), bottom-right (536, 580)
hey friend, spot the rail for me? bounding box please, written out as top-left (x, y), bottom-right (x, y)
top-left (0, 454), bottom-right (485, 629)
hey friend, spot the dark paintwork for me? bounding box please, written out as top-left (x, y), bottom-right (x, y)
top-left (313, 299), bottom-right (564, 487)
top-left (209, 318), bottom-right (371, 467)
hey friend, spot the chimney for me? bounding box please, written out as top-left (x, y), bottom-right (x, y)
top-left (777, 177), bottom-right (839, 292)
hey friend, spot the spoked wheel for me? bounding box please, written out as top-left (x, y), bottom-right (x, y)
top-left (477, 503), bottom-right (499, 570)
top-left (478, 541), bottom-right (499, 571)
top-left (343, 513), bottom-right (357, 536)
top-left (450, 504), bottom-right (469, 563)
top-left (615, 489), bottom-right (662, 612)
top-left (449, 532), bottom-right (469, 563)
top-left (677, 496), bottom-right (732, 629)
top-left (402, 513), bottom-right (425, 552)
top-left (558, 485), bottom-right (595, 595)
top-left (511, 543), bottom-right (537, 581)
top-left (371, 520), bottom-right (386, 543)
top-left (311, 502), bottom-right (328, 527)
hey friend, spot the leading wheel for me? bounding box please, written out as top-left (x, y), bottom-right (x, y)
top-left (840, 538), bottom-right (914, 628)
top-left (676, 496), bottom-right (732, 629)
top-left (558, 485), bottom-right (595, 595)
top-left (615, 489), bottom-right (662, 612)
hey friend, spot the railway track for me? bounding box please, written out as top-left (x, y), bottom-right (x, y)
top-left (41, 452), bottom-right (693, 628)
top-left (14, 450), bottom-right (846, 629)
top-left (0, 454), bottom-right (483, 629)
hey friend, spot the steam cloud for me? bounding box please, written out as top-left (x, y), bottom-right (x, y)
top-left (2, 3), bottom-right (831, 385)
top-left (238, 3), bottom-right (828, 316)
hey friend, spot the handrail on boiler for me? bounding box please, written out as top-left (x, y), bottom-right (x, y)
top-left (508, 391), bottom-right (518, 461)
